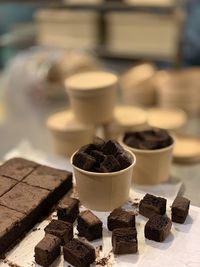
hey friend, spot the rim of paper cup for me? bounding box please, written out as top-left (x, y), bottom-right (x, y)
top-left (65, 71), bottom-right (118, 92)
top-left (119, 135), bottom-right (174, 154)
top-left (70, 148), bottom-right (136, 176)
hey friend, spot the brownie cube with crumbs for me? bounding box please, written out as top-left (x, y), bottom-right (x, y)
top-left (107, 208), bottom-right (135, 231)
top-left (57, 197), bottom-right (79, 223)
top-left (171, 196), bottom-right (190, 224)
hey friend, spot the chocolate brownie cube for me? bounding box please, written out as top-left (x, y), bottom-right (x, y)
top-left (44, 219), bottom-right (73, 245)
top-left (0, 157), bottom-right (39, 181)
top-left (112, 227), bottom-right (138, 254)
top-left (139, 193), bottom-right (166, 218)
top-left (116, 152), bottom-right (132, 170)
top-left (99, 155), bottom-right (121, 172)
top-left (79, 144), bottom-right (96, 154)
top-left (34, 234), bottom-right (61, 267)
top-left (63, 239), bottom-right (96, 267)
top-left (90, 150), bottom-right (105, 164)
top-left (171, 196), bottom-right (190, 224)
top-left (77, 210), bottom-right (102, 241)
top-left (93, 136), bottom-right (105, 150)
top-left (57, 197), bottom-right (79, 223)
top-left (73, 152), bottom-right (96, 171)
top-left (102, 140), bottom-right (124, 156)
top-left (145, 214), bottom-right (172, 242)
top-left (107, 208), bottom-right (135, 231)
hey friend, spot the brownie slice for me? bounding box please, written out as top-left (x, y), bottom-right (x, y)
top-left (77, 210), bottom-right (102, 241)
top-left (139, 193), bottom-right (167, 218)
top-left (73, 152), bottom-right (96, 171)
top-left (63, 239), bottom-right (95, 267)
top-left (112, 227), bottom-right (138, 255)
top-left (102, 140), bottom-right (124, 156)
top-left (57, 197), bottom-right (79, 223)
top-left (107, 208), bottom-right (135, 231)
top-left (145, 215), bottom-right (172, 242)
top-left (171, 196), bottom-right (190, 224)
top-left (35, 234), bottom-right (61, 267)
top-left (0, 176), bottom-right (17, 197)
top-left (0, 205), bottom-right (26, 255)
top-left (0, 157), bottom-right (39, 181)
top-left (44, 219), bottom-right (73, 245)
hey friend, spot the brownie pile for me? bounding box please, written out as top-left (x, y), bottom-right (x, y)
top-left (123, 128), bottom-right (173, 150)
top-left (73, 138), bottom-right (132, 172)
top-left (0, 157), bottom-right (72, 257)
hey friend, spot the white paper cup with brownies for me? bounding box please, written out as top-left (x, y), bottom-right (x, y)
top-left (71, 138), bottom-right (136, 211)
top-left (120, 128), bottom-right (174, 185)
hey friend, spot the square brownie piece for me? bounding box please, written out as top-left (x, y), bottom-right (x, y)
top-left (107, 208), bottom-right (135, 231)
top-left (73, 152), bottom-right (96, 171)
top-left (34, 234), bottom-right (61, 267)
top-left (44, 219), bottom-right (73, 245)
top-left (171, 196), bottom-right (190, 224)
top-left (145, 214), bottom-right (172, 242)
top-left (0, 176), bottom-right (17, 197)
top-left (112, 227), bottom-right (138, 255)
top-left (63, 239), bottom-right (95, 267)
top-left (57, 197), bottom-right (79, 223)
top-left (139, 193), bottom-right (167, 218)
top-left (0, 182), bottom-right (49, 215)
top-left (23, 165), bottom-right (72, 191)
top-left (77, 210), bottom-right (102, 241)
top-left (0, 158), bottom-right (39, 181)
top-left (0, 205), bottom-right (26, 255)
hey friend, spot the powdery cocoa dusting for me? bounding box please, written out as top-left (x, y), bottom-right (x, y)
top-left (3, 259), bottom-right (21, 267)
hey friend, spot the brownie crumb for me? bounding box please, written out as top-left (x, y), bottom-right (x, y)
top-left (32, 227), bottom-right (40, 232)
top-left (3, 259), bottom-right (21, 267)
top-left (95, 251), bottom-right (114, 267)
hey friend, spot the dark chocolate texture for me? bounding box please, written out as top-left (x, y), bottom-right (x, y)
top-left (44, 219), bottom-right (73, 245)
top-left (139, 193), bottom-right (167, 218)
top-left (112, 227), bottom-right (138, 254)
top-left (35, 234), bottom-right (61, 267)
top-left (57, 197), bottom-right (79, 223)
top-left (63, 239), bottom-right (96, 267)
top-left (123, 128), bottom-right (173, 150)
top-left (171, 196), bottom-right (190, 223)
top-left (0, 158), bottom-right (73, 257)
top-left (145, 214), bottom-right (172, 242)
top-left (107, 208), bottom-right (135, 231)
top-left (77, 210), bottom-right (102, 241)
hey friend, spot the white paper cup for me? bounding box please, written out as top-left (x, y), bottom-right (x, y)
top-left (121, 137), bottom-right (174, 185)
top-left (65, 71), bottom-right (118, 124)
top-left (47, 111), bottom-right (94, 157)
top-left (71, 149), bottom-right (136, 211)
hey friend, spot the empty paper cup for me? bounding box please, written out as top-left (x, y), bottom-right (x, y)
top-left (121, 137), bottom-right (174, 185)
top-left (47, 111), bottom-right (94, 157)
top-left (65, 71), bottom-right (118, 124)
top-left (71, 149), bottom-right (136, 211)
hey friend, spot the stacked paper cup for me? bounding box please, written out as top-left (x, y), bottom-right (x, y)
top-left (120, 63), bottom-right (157, 107)
top-left (155, 69), bottom-right (200, 115)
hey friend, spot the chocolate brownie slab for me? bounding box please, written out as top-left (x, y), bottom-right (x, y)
top-left (0, 182), bottom-right (49, 215)
top-left (0, 176), bottom-right (17, 197)
top-left (44, 219), bottom-right (73, 245)
top-left (112, 227), bottom-right (138, 254)
top-left (35, 234), bottom-right (61, 267)
top-left (171, 196), bottom-right (190, 224)
top-left (57, 197), bottom-right (79, 223)
top-left (0, 157), bottom-right (39, 181)
top-left (139, 193), bottom-right (166, 218)
top-left (0, 205), bottom-right (26, 255)
top-left (23, 165), bottom-right (73, 202)
top-left (63, 239), bottom-right (96, 267)
top-left (77, 210), bottom-right (102, 241)
top-left (107, 208), bottom-right (135, 231)
top-left (145, 215), bottom-right (172, 242)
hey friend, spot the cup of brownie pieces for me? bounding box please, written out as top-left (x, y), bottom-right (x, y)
top-left (71, 137), bottom-right (136, 211)
top-left (121, 128), bottom-right (174, 185)
top-left (65, 71), bottom-right (118, 124)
